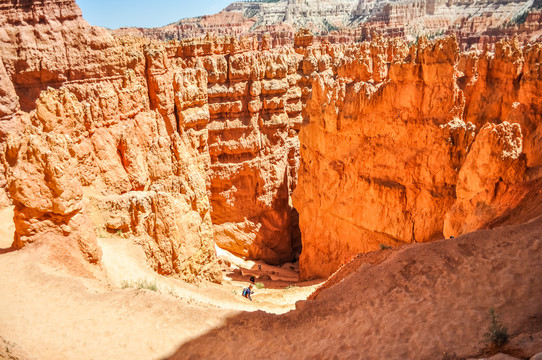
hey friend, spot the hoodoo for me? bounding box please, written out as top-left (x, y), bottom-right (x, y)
top-left (1, 0), bottom-right (542, 282)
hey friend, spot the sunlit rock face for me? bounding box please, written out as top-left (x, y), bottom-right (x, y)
top-left (0, 0), bottom-right (224, 282)
top-left (142, 36), bottom-right (307, 265)
top-left (0, 0), bottom-right (306, 280)
top-left (293, 36), bottom-right (542, 280)
top-left (2, 1), bottom-right (541, 283)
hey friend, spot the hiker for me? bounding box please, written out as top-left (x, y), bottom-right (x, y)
top-left (242, 284), bottom-right (254, 301)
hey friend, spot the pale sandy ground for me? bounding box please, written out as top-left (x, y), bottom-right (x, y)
top-left (0, 206), bottom-right (320, 360)
top-left (1, 206), bottom-right (542, 360)
top-left (168, 215), bottom-right (542, 360)
top-left (0, 206), bottom-right (14, 250)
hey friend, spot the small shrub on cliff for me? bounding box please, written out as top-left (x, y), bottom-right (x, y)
top-left (379, 243), bottom-right (392, 250)
top-left (322, 19), bottom-right (339, 33)
top-left (166, 287), bottom-right (178, 297)
top-left (244, 8), bottom-right (259, 18)
top-left (510, 10), bottom-right (528, 25)
top-left (484, 308), bottom-right (509, 349)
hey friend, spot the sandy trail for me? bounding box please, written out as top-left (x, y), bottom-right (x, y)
top-left (2, 208), bottom-right (542, 360)
top-left (0, 206), bottom-right (14, 250)
top-left (0, 245), bottom-right (235, 360)
top-left (98, 236), bottom-right (320, 313)
top-left (0, 207), bottom-right (320, 360)
top-left (167, 216), bottom-right (542, 360)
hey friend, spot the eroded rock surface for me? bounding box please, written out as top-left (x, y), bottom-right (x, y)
top-left (6, 110), bottom-right (101, 263)
top-left (0, 0), bottom-right (223, 281)
top-left (113, 0), bottom-right (542, 51)
top-left (1, 0), bottom-right (541, 283)
top-left (0, 0), bottom-right (309, 279)
top-left (293, 36), bottom-right (542, 279)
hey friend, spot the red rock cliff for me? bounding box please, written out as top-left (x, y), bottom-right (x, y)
top-left (293, 36), bottom-right (542, 279)
top-left (0, 0), bottom-right (309, 279)
top-left (1, 0), bottom-right (223, 281)
top-left (144, 35), bottom-right (306, 264)
top-left (2, 0), bottom-right (541, 283)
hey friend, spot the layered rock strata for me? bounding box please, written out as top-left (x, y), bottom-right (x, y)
top-left (2, 0), bottom-right (541, 283)
top-left (0, 0), bottom-right (309, 279)
top-left (293, 36), bottom-right (542, 279)
top-left (141, 35), bottom-right (307, 264)
top-left (0, 0), bottom-right (221, 281)
top-left (204, 46), bottom-right (305, 263)
top-left (112, 0), bottom-right (542, 51)
top-left (113, 0), bottom-right (358, 41)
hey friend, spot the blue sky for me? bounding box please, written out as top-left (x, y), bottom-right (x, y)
top-left (76, 0), bottom-right (235, 29)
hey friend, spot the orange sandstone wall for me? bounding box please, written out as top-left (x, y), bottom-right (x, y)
top-left (293, 36), bottom-right (541, 279)
top-left (144, 35), bottom-right (307, 264)
top-left (0, 0), bottom-right (307, 279)
top-left (2, 0), bottom-right (541, 283)
top-left (0, 0), bottom-right (218, 280)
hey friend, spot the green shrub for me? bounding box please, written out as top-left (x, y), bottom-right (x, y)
top-left (166, 287), bottom-right (178, 297)
top-left (322, 19), bottom-right (339, 33)
top-left (510, 11), bottom-right (528, 25)
top-left (136, 279), bottom-right (158, 292)
top-left (255, 282), bottom-right (265, 289)
top-left (121, 279), bottom-right (159, 292)
top-left (484, 308), bottom-right (509, 349)
top-left (379, 243), bottom-right (392, 250)
top-left (244, 8), bottom-right (259, 18)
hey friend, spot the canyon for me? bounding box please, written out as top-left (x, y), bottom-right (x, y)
top-left (0, 0), bottom-right (541, 359)
top-left (116, 0), bottom-right (542, 50)
top-left (2, 0), bottom-right (542, 281)
top-left (295, 35), bottom-right (542, 278)
top-left (1, 0), bottom-right (307, 282)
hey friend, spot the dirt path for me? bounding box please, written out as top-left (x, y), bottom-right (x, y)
top-left (0, 207), bottom-right (320, 360)
top-left (3, 209), bottom-right (541, 360)
top-left (98, 236), bottom-right (321, 314)
top-left (167, 216), bottom-right (542, 360)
